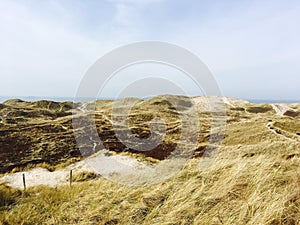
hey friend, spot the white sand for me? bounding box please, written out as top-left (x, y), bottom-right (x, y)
top-left (0, 153), bottom-right (152, 189)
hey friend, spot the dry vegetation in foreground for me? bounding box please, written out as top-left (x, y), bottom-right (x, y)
top-left (0, 139), bottom-right (300, 225)
top-left (0, 97), bottom-right (300, 224)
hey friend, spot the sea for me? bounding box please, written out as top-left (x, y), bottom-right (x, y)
top-left (0, 96), bottom-right (299, 104)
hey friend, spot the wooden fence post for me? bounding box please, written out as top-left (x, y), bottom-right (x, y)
top-left (23, 173), bottom-right (26, 190)
top-left (70, 170), bottom-right (73, 187)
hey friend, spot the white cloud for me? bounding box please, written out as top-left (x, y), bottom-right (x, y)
top-left (0, 0), bottom-right (299, 99)
top-left (170, 1), bottom-right (300, 73)
top-left (0, 1), bottom-right (115, 96)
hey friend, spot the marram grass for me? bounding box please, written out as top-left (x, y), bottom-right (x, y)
top-left (1, 143), bottom-right (299, 225)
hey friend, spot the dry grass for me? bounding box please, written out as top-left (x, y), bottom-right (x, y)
top-left (0, 141), bottom-right (299, 224)
top-left (0, 97), bottom-right (299, 224)
top-left (0, 184), bottom-right (21, 210)
top-left (71, 171), bottom-right (100, 182)
top-left (8, 157), bottom-right (82, 174)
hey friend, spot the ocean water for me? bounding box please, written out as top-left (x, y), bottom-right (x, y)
top-left (248, 99), bottom-right (299, 104)
top-left (0, 96), bottom-right (74, 103)
top-left (0, 96), bottom-right (298, 104)
top-left (0, 96), bottom-right (112, 103)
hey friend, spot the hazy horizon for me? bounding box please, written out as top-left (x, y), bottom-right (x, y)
top-left (0, 95), bottom-right (299, 105)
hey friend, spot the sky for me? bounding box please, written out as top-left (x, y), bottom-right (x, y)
top-left (0, 0), bottom-right (299, 100)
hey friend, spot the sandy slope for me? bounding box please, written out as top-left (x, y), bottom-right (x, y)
top-left (0, 153), bottom-right (151, 189)
top-left (271, 104), bottom-right (292, 116)
top-left (0, 159), bottom-right (93, 189)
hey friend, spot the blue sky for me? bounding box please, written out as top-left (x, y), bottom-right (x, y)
top-left (0, 0), bottom-right (299, 100)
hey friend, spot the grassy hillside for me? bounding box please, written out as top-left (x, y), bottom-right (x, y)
top-left (0, 141), bottom-right (299, 224)
top-left (0, 96), bottom-right (299, 224)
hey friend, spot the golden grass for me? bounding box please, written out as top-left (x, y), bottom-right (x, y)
top-left (71, 171), bottom-right (99, 182)
top-left (270, 117), bottom-right (300, 140)
top-left (0, 184), bottom-right (21, 210)
top-left (0, 98), bottom-right (299, 224)
top-left (0, 139), bottom-right (299, 224)
top-left (8, 157), bottom-right (82, 174)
